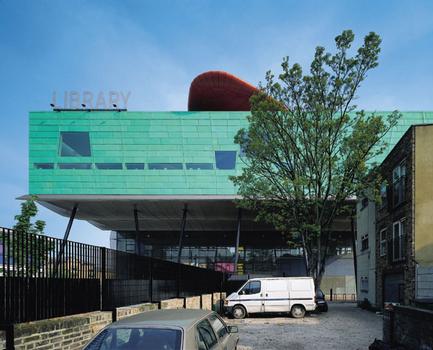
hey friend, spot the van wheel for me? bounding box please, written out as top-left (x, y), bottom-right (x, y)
top-left (291, 305), bottom-right (306, 318)
top-left (232, 305), bottom-right (247, 319)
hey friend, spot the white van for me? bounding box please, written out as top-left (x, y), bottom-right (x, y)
top-left (224, 277), bottom-right (316, 319)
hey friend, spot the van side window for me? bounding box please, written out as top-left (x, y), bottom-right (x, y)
top-left (197, 319), bottom-right (218, 349)
top-left (241, 281), bottom-right (261, 295)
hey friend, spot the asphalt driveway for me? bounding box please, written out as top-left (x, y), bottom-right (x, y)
top-left (226, 303), bottom-right (382, 350)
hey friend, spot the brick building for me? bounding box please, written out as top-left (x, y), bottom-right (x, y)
top-left (375, 124), bottom-right (433, 307)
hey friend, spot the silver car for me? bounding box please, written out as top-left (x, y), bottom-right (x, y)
top-left (84, 309), bottom-right (239, 350)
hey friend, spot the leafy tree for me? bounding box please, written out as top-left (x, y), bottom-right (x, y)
top-left (231, 30), bottom-right (400, 287)
top-left (2, 196), bottom-right (53, 275)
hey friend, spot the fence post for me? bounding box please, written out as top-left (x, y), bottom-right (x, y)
top-left (149, 258), bottom-right (153, 303)
top-left (100, 247), bottom-right (106, 310)
top-left (330, 288), bottom-right (333, 301)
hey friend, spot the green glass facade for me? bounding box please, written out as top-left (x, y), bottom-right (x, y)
top-left (29, 111), bottom-right (249, 195)
top-left (29, 111), bottom-right (433, 196)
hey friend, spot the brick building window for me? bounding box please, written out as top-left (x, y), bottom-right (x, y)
top-left (361, 234), bottom-right (369, 251)
top-left (380, 228), bottom-right (387, 257)
top-left (360, 276), bottom-right (369, 293)
top-left (392, 162), bottom-right (406, 207)
top-left (392, 220), bottom-right (405, 261)
top-left (380, 182), bottom-right (387, 208)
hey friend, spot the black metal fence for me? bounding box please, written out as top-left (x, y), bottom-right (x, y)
top-left (0, 227), bottom-right (224, 324)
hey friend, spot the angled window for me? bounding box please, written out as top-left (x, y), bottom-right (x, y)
top-left (215, 151), bottom-right (237, 170)
top-left (126, 163), bottom-right (145, 170)
top-left (95, 163), bottom-right (123, 170)
top-left (148, 163), bottom-right (183, 170)
top-left (186, 163), bottom-right (213, 170)
top-left (34, 163), bottom-right (54, 169)
top-left (58, 163), bottom-right (92, 169)
top-left (59, 132), bottom-right (91, 157)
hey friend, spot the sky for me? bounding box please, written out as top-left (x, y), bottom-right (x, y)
top-left (1, 0), bottom-right (433, 247)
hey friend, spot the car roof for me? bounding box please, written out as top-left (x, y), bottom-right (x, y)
top-left (112, 309), bottom-right (214, 330)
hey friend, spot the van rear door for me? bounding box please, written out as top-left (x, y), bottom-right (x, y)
top-left (263, 279), bottom-right (290, 313)
top-left (288, 278), bottom-right (315, 309)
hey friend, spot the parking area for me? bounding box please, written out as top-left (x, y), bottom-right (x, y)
top-left (225, 303), bottom-right (382, 350)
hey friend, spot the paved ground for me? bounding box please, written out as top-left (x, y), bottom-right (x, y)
top-left (225, 303), bottom-right (382, 350)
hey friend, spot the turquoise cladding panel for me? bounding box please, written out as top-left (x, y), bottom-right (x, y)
top-left (29, 111), bottom-right (433, 195)
top-left (29, 111), bottom-right (249, 195)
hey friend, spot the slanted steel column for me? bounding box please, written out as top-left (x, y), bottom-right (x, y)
top-left (177, 204), bottom-right (188, 265)
top-left (234, 208), bottom-right (242, 274)
top-left (55, 204), bottom-right (78, 276)
top-left (134, 205), bottom-right (140, 256)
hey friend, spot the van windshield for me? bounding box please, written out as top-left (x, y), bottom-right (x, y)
top-left (239, 281), bottom-right (261, 295)
top-left (85, 327), bottom-right (182, 350)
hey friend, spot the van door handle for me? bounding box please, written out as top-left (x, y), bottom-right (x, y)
top-left (260, 293), bottom-right (263, 297)
top-left (265, 293), bottom-right (268, 297)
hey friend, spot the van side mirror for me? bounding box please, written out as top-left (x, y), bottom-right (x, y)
top-left (239, 290), bottom-right (245, 295)
top-left (228, 326), bottom-right (238, 334)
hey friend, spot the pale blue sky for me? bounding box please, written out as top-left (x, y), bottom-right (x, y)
top-left (1, 0), bottom-right (433, 247)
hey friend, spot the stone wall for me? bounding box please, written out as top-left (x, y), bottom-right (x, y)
top-left (201, 294), bottom-right (212, 310)
top-left (160, 298), bottom-right (185, 310)
top-left (383, 305), bottom-right (433, 349)
top-left (1, 292), bottom-right (226, 349)
top-left (0, 331), bottom-right (5, 350)
top-left (185, 296), bottom-right (201, 309)
top-left (6, 311), bottom-right (112, 350)
top-left (115, 303), bottom-right (159, 320)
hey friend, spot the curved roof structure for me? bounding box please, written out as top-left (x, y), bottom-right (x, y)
top-left (188, 71), bottom-right (258, 111)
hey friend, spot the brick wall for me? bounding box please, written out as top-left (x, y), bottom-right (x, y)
top-left (376, 128), bottom-right (416, 307)
top-left (383, 306), bottom-right (433, 349)
top-left (185, 296), bottom-right (201, 309)
top-left (1, 292), bottom-right (226, 349)
top-left (160, 298), bottom-right (185, 310)
top-left (115, 303), bottom-right (159, 321)
top-left (5, 311), bottom-right (112, 350)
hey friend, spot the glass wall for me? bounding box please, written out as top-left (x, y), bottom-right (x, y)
top-left (112, 231), bottom-right (302, 275)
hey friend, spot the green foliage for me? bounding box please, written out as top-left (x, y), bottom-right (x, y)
top-left (1, 196), bottom-right (54, 275)
top-left (232, 30), bottom-right (400, 285)
top-left (13, 195), bottom-right (45, 234)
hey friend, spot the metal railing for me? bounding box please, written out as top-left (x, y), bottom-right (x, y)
top-left (0, 227), bottom-right (224, 324)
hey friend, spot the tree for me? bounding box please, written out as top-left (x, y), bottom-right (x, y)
top-left (231, 30), bottom-right (400, 287)
top-left (14, 195), bottom-right (46, 235)
top-left (3, 196), bottom-right (53, 275)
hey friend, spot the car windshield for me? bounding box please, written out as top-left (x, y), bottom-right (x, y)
top-left (85, 327), bottom-right (182, 350)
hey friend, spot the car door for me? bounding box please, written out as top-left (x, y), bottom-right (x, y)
top-left (263, 279), bottom-right (290, 313)
top-left (208, 313), bottom-right (237, 350)
top-left (196, 319), bottom-right (222, 350)
top-left (237, 280), bottom-right (263, 313)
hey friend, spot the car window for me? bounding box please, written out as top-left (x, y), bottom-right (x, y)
top-left (208, 314), bottom-right (228, 339)
top-left (197, 319), bottom-right (218, 349)
top-left (240, 281), bottom-right (261, 295)
top-left (84, 327), bottom-right (182, 350)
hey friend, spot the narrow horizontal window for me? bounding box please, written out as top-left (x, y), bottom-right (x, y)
top-left (126, 163), bottom-right (145, 170)
top-left (58, 163), bottom-right (92, 169)
top-left (148, 163), bottom-right (183, 170)
top-left (60, 132), bottom-right (91, 157)
top-left (34, 163), bottom-right (54, 169)
top-left (186, 163), bottom-right (213, 170)
top-left (215, 151), bottom-right (237, 170)
top-left (95, 163), bottom-right (123, 170)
